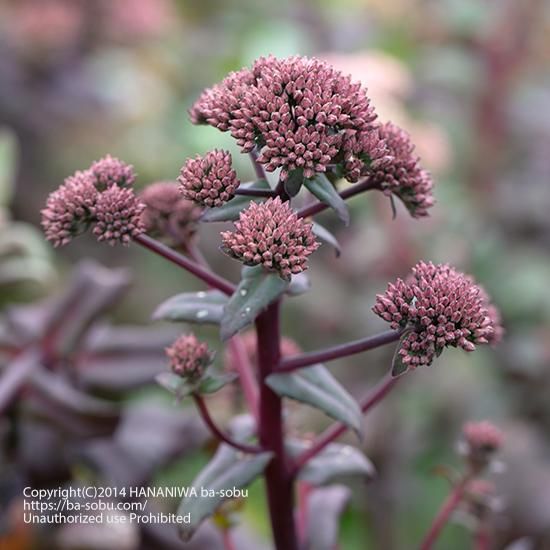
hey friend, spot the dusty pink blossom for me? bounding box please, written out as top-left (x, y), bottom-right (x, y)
top-left (89, 154), bottom-right (136, 190)
top-left (463, 421), bottom-right (504, 453)
top-left (41, 170), bottom-right (97, 247)
top-left (221, 197), bottom-right (320, 280)
top-left (372, 261), bottom-right (500, 368)
top-left (92, 186), bottom-right (145, 246)
top-left (190, 55), bottom-right (388, 182)
top-left (140, 181), bottom-right (202, 247)
top-left (370, 122), bottom-right (435, 217)
top-left (166, 333), bottom-right (214, 382)
top-left (178, 150), bottom-right (239, 207)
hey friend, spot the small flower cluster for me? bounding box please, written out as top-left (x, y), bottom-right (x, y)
top-left (41, 155), bottom-right (145, 247)
top-left (373, 261), bottom-right (502, 368)
top-left (371, 122), bottom-right (435, 217)
top-left (461, 420), bottom-right (504, 474)
top-left (140, 181), bottom-right (202, 247)
top-left (190, 55), bottom-right (389, 182)
top-left (166, 333), bottom-right (214, 382)
top-left (178, 150), bottom-right (239, 207)
top-left (221, 197), bottom-right (320, 280)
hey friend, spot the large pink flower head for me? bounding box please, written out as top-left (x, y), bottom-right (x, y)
top-left (370, 122), bottom-right (435, 217)
top-left (92, 186), bottom-right (146, 246)
top-left (178, 149), bottom-right (239, 207)
top-left (89, 154), bottom-right (136, 190)
top-left (221, 197), bottom-right (320, 280)
top-left (189, 55), bottom-right (388, 182)
top-left (372, 261), bottom-right (502, 368)
top-left (166, 333), bottom-right (214, 382)
top-left (140, 181), bottom-right (201, 247)
top-left (41, 170), bottom-right (97, 247)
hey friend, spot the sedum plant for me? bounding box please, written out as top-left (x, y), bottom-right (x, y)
top-left (41, 55), bottom-right (503, 550)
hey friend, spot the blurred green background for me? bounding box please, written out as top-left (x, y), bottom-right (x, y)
top-left (1, 0), bottom-right (550, 548)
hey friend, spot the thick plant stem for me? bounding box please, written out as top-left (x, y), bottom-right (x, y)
top-left (134, 234), bottom-right (235, 296)
top-left (419, 475), bottom-right (472, 550)
top-left (235, 188), bottom-right (275, 198)
top-left (279, 329), bottom-right (402, 371)
top-left (291, 372), bottom-right (399, 475)
top-left (256, 301), bottom-right (299, 550)
top-left (249, 150), bottom-right (267, 180)
top-left (192, 394), bottom-right (263, 454)
top-left (297, 177), bottom-right (379, 219)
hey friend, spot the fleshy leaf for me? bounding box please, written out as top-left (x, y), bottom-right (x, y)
top-left (312, 222), bottom-right (341, 257)
top-left (286, 272), bottom-right (311, 296)
top-left (220, 266), bottom-right (288, 341)
top-left (304, 174), bottom-right (350, 225)
top-left (391, 331), bottom-right (412, 378)
top-left (198, 372), bottom-right (238, 394)
top-left (306, 485), bottom-right (351, 550)
top-left (152, 290), bottom-right (228, 325)
top-left (155, 372), bottom-right (193, 401)
top-left (177, 444), bottom-right (273, 541)
top-left (266, 365), bottom-right (362, 436)
top-left (200, 180), bottom-right (271, 222)
top-left (284, 169), bottom-right (304, 197)
top-left (287, 440), bottom-right (375, 485)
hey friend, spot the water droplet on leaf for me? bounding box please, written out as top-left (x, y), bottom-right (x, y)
top-left (196, 309), bottom-right (209, 319)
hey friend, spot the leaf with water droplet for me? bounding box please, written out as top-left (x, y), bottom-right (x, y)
top-left (201, 180), bottom-right (272, 223)
top-left (220, 266), bottom-right (288, 341)
top-left (266, 364), bottom-right (363, 437)
top-left (152, 290), bottom-right (228, 325)
top-left (304, 174), bottom-right (350, 225)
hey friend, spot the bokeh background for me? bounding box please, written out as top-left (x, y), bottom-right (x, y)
top-left (1, 0), bottom-right (550, 549)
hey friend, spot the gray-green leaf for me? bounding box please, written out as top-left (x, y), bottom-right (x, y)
top-left (201, 180), bottom-right (271, 222)
top-left (266, 364), bottom-right (362, 436)
top-left (177, 445), bottom-right (273, 540)
top-left (312, 222), bottom-right (341, 257)
top-left (284, 169), bottom-right (304, 197)
top-left (304, 174), bottom-right (350, 225)
top-left (287, 440), bottom-right (375, 485)
top-left (152, 290), bottom-right (227, 325)
top-left (220, 266), bottom-right (288, 341)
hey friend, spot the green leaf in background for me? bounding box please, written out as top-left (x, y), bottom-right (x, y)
top-left (312, 222), bottom-right (341, 257)
top-left (305, 485), bottom-right (351, 550)
top-left (220, 265), bottom-right (288, 341)
top-left (156, 370), bottom-right (234, 401)
top-left (197, 372), bottom-right (238, 394)
top-left (177, 444), bottom-right (273, 541)
top-left (200, 180), bottom-right (271, 222)
top-left (304, 174), bottom-right (350, 225)
top-left (152, 290), bottom-right (228, 325)
top-left (284, 168), bottom-right (304, 197)
top-left (0, 127), bottom-right (17, 208)
top-left (287, 440), bottom-right (375, 485)
top-left (266, 364), bottom-right (363, 436)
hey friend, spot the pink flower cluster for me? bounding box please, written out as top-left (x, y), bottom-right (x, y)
top-left (190, 55), bottom-right (388, 182)
top-left (371, 122), bottom-right (435, 217)
top-left (372, 261), bottom-right (502, 368)
top-left (166, 333), bottom-right (214, 382)
top-left (41, 155), bottom-right (145, 247)
top-left (178, 150), bottom-right (239, 207)
top-left (463, 421), bottom-right (504, 453)
top-left (140, 181), bottom-right (201, 247)
top-left (221, 197), bottom-right (320, 280)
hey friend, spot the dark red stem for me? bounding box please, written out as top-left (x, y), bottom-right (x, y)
top-left (192, 394), bottom-right (263, 454)
top-left (134, 234), bottom-right (235, 296)
top-left (297, 177), bottom-right (379, 219)
top-left (419, 475), bottom-right (472, 550)
top-left (256, 300), bottom-right (299, 550)
top-left (234, 188), bottom-right (276, 198)
top-left (291, 371), bottom-right (399, 475)
top-left (249, 150), bottom-right (267, 180)
top-left (279, 329), bottom-right (402, 372)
